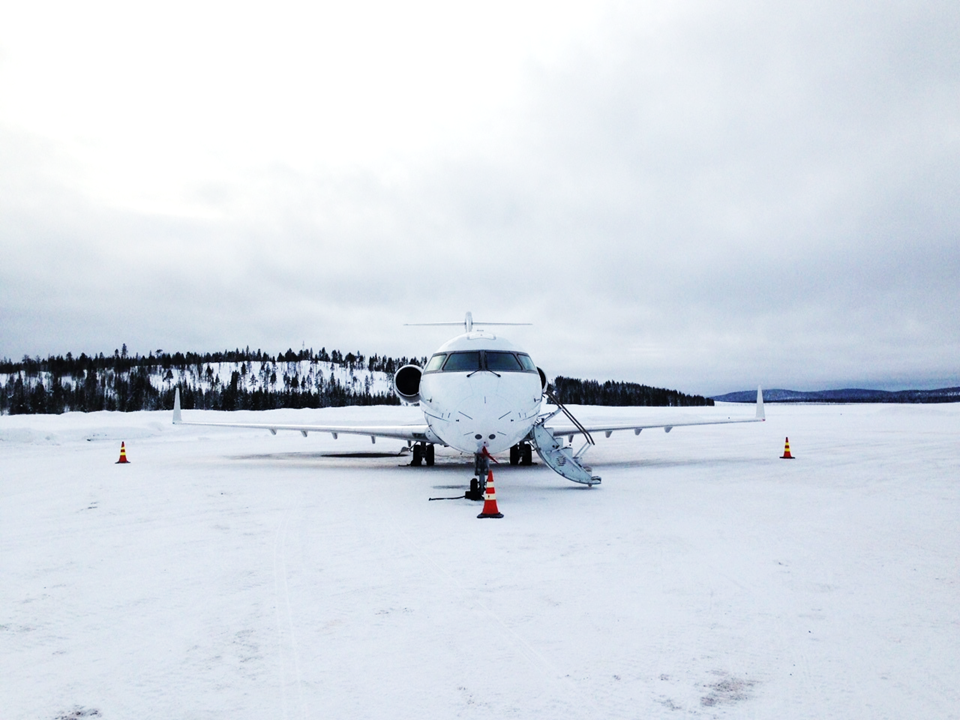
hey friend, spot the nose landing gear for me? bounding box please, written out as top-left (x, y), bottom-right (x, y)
top-left (467, 477), bottom-right (484, 501)
top-left (465, 450), bottom-right (492, 500)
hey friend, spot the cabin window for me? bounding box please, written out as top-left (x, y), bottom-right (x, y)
top-left (424, 353), bottom-right (447, 372)
top-left (442, 351), bottom-right (482, 372)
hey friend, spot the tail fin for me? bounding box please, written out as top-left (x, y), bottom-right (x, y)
top-left (756, 386), bottom-right (765, 421)
top-left (173, 388), bottom-right (182, 424)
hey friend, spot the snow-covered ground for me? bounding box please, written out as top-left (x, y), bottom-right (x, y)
top-left (2, 403), bottom-right (958, 719)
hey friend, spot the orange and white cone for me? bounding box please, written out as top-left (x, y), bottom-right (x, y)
top-left (116, 442), bottom-right (130, 464)
top-left (477, 470), bottom-right (503, 519)
top-left (780, 437), bottom-right (795, 459)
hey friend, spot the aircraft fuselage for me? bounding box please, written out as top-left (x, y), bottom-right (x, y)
top-left (418, 330), bottom-right (543, 455)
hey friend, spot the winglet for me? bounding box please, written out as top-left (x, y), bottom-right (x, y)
top-left (173, 388), bottom-right (182, 424)
top-left (756, 386), bottom-right (765, 421)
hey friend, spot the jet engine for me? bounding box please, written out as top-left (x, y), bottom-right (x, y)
top-left (393, 364), bottom-right (422, 405)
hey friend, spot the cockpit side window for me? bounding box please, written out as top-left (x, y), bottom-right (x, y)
top-left (424, 353), bottom-right (447, 372)
top-left (484, 352), bottom-right (523, 372)
top-left (516, 354), bottom-right (537, 372)
top-left (441, 351), bottom-right (482, 372)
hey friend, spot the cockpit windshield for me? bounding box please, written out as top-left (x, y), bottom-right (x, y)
top-left (484, 352), bottom-right (523, 372)
top-left (424, 350), bottom-right (538, 374)
top-left (441, 352), bottom-right (482, 372)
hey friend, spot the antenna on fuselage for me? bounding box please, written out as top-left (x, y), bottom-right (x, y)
top-left (405, 311), bottom-right (530, 333)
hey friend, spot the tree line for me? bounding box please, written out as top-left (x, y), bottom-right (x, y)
top-left (0, 344), bottom-right (425, 377)
top-left (0, 369), bottom-right (401, 415)
top-left (548, 376), bottom-right (714, 407)
top-left (1, 346), bottom-right (713, 414)
top-left (0, 345), bottom-right (423, 415)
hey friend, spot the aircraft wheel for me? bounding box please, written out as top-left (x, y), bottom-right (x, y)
top-left (521, 443), bottom-right (533, 465)
top-left (412, 444), bottom-right (423, 466)
top-left (425, 443), bottom-right (435, 466)
top-left (509, 444), bottom-right (520, 465)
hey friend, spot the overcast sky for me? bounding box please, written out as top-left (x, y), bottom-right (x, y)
top-left (1, 0), bottom-right (958, 395)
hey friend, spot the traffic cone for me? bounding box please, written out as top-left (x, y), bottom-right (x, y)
top-left (116, 442), bottom-right (130, 464)
top-left (477, 470), bottom-right (503, 519)
top-left (780, 437), bottom-right (795, 459)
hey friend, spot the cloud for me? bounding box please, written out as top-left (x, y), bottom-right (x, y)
top-left (1, 0), bottom-right (959, 393)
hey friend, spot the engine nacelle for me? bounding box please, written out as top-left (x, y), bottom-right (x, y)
top-left (394, 364), bottom-right (422, 405)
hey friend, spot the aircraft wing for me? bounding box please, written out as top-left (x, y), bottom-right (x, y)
top-left (544, 387), bottom-right (766, 439)
top-left (172, 389), bottom-right (434, 444)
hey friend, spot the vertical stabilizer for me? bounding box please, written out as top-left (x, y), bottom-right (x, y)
top-left (756, 386), bottom-right (765, 420)
top-left (173, 388), bottom-right (182, 424)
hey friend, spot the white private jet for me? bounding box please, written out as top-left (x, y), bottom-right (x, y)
top-left (173, 312), bottom-right (764, 499)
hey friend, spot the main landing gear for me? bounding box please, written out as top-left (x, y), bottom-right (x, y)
top-left (509, 442), bottom-right (533, 466)
top-left (417, 444), bottom-right (529, 501)
top-left (410, 442), bottom-right (435, 466)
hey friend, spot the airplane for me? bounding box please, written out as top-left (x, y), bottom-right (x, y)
top-left (172, 312), bottom-right (765, 499)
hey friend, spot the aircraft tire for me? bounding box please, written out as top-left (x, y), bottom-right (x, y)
top-left (521, 443), bottom-right (533, 465)
top-left (412, 444), bottom-right (423, 466)
top-left (425, 443), bottom-right (435, 466)
top-left (509, 444), bottom-right (520, 465)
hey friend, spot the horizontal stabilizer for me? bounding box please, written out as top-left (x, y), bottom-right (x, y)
top-left (406, 311), bottom-right (530, 333)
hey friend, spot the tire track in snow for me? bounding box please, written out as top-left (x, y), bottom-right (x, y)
top-left (273, 512), bottom-right (306, 720)
top-left (375, 506), bottom-right (600, 718)
top-left (647, 529), bottom-right (773, 714)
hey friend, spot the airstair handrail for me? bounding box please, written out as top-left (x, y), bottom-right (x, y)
top-left (544, 390), bottom-right (596, 447)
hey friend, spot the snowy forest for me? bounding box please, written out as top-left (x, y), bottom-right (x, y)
top-left (0, 345), bottom-right (713, 415)
top-left (550, 376), bottom-right (714, 407)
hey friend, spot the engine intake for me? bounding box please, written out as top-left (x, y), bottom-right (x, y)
top-left (394, 365), bottom-right (422, 405)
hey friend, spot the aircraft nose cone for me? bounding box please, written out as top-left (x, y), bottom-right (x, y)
top-left (467, 396), bottom-right (527, 452)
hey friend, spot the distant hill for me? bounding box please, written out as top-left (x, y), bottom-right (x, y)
top-left (713, 387), bottom-right (960, 404)
top-left (0, 347), bottom-right (416, 415)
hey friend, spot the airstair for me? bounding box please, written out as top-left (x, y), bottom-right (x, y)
top-left (530, 392), bottom-right (601, 486)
